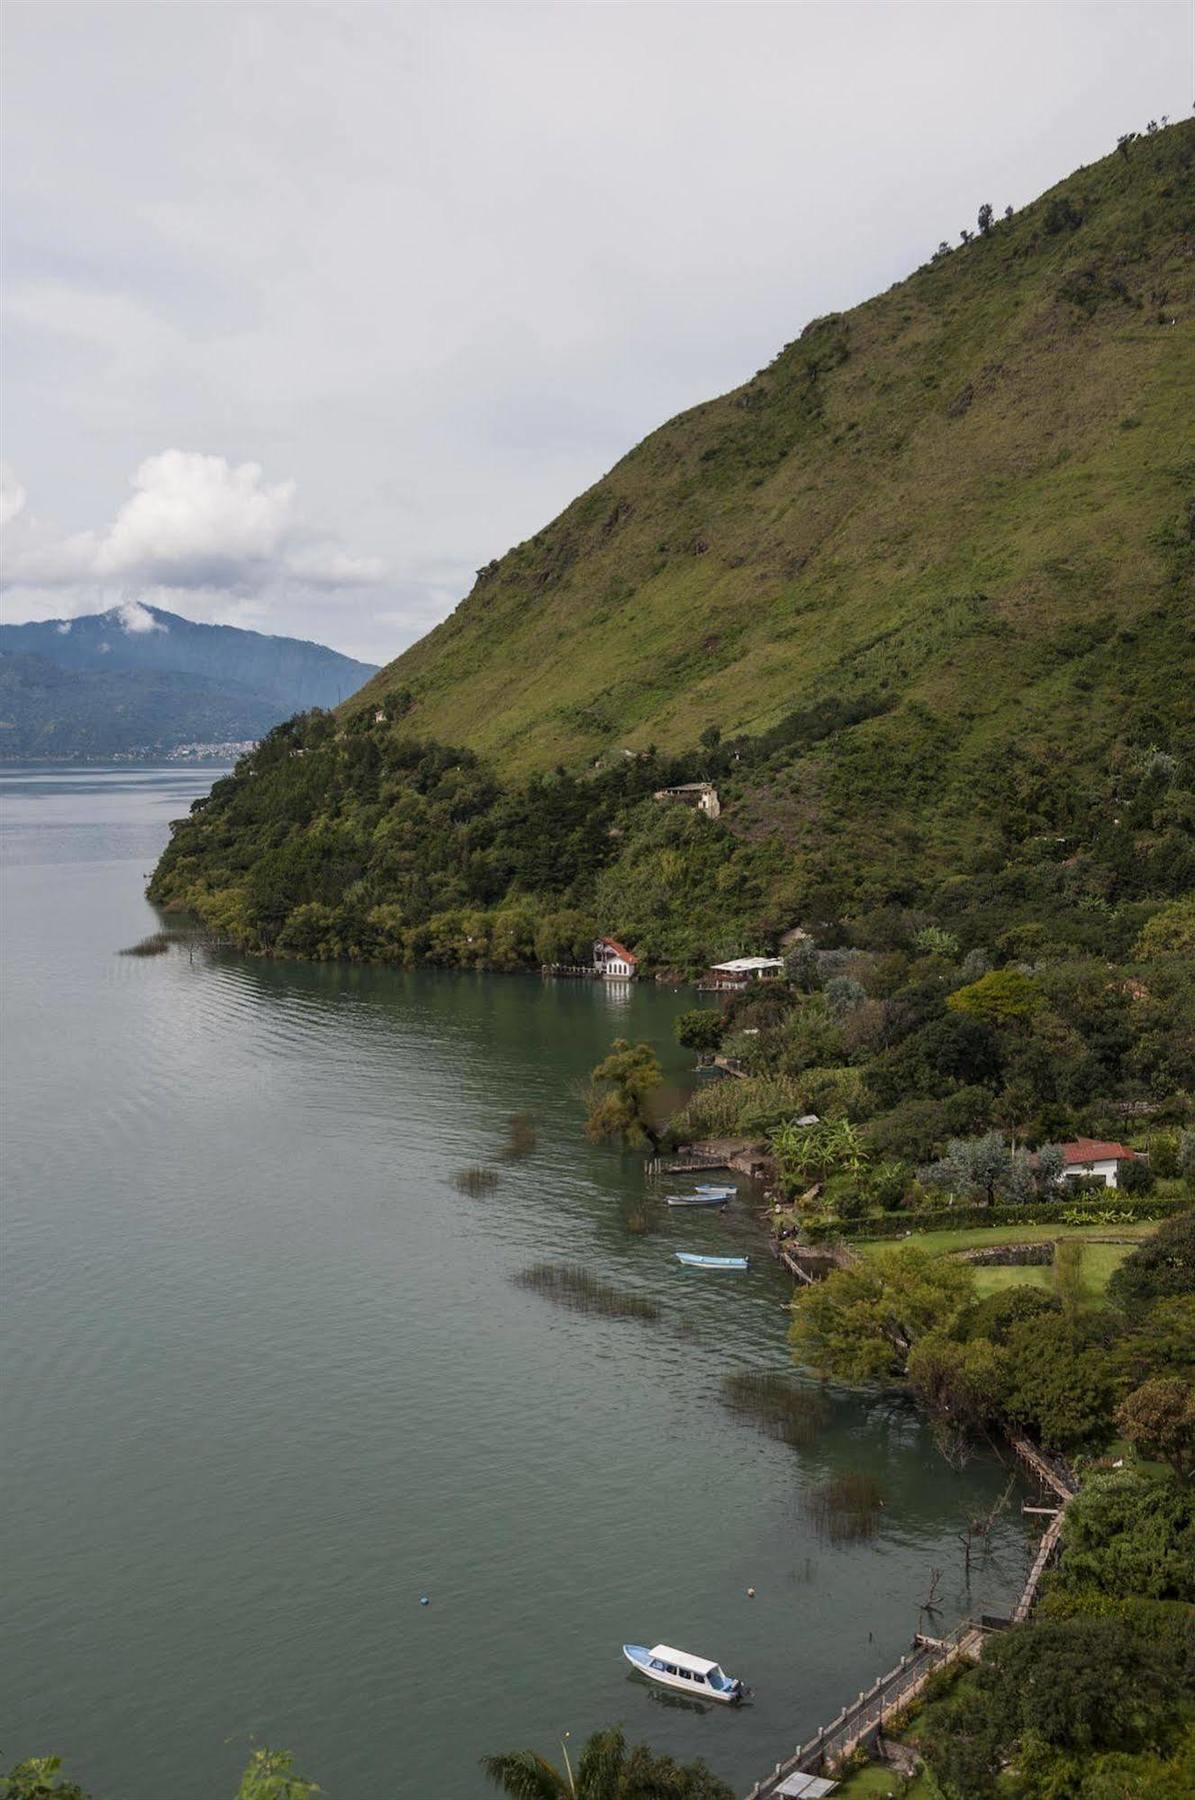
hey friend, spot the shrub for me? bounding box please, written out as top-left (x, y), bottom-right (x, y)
top-left (812, 1193), bottom-right (1185, 1240)
top-left (1117, 1156), bottom-right (1156, 1195)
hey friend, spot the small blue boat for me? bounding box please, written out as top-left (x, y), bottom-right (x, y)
top-left (695, 1184), bottom-right (736, 1198)
top-left (675, 1252), bottom-right (749, 1270)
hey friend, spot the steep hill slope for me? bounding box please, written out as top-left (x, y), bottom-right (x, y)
top-left (354, 121), bottom-right (1193, 780)
top-left (0, 606), bottom-right (377, 757)
top-left (151, 124), bottom-right (1193, 985)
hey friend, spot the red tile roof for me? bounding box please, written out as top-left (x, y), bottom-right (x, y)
top-left (598, 937), bottom-right (638, 964)
top-left (1060, 1138), bottom-right (1140, 1164)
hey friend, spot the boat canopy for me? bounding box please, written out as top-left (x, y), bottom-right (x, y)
top-left (649, 1645), bottom-right (719, 1677)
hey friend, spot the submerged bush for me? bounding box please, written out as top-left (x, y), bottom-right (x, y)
top-left (721, 1370), bottom-right (827, 1447)
top-left (453, 1166), bottom-right (500, 1197)
top-left (513, 1261), bottom-right (660, 1322)
top-left (499, 1112), bottom-right (537, 1160)
top-left (803, 1472), bottom-right (886, 1544)
top-left (118, 932), bottom-right (173, 956)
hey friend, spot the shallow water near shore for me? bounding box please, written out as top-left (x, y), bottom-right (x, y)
top-left (1, 767), bottom-right (1032, 1800)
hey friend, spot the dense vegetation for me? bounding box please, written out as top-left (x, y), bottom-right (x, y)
top-left (787, 1210), bottom-right (1195, 1795)
top-left (153, 122), bottom-right (1193, 981)
top-left (1, 1732), bottom-right (734, 1800)
top-left (1, 1747), bottom-right (316, 1800)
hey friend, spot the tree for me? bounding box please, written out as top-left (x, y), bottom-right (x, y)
top-left (1132, 896), bottom-right (1195, 958)
top-left (584, 1040), bottom-right (664, 1151)
top-left (1115, 1295), bottom-right (1195, 1387)
top-left (1001, 1312), bottom-right (1123, 1451)
top-left (1055, 1469), bottom-right (1195, 1601)
top-left (0, 1750), bottom-right (320, 1800)
top-left (1, 1760), bottom-right (90, 1800)
top-left (1109, 1210), bottom-right (1195, 1311)
top-left (912, 924), bottom-right (960, 958)
top-left (481, 1726), bottom-right (735, 1799)
top-left (947, 969), bottom-right (1045, 1025)
top-left (234, 1751), bottom-right (320, 1800)
top-left (699, 724), bottom-right (721, 752)
top-left (1036, 1142), bottom-right (1067, 1190)
top-left (977, 202), bottom-right (994, 235)
top-left (772, 1116), bottom-right (868, 1185)
top-left (907, 1330), bottom-right (1006, 1428)
top-left (940, 1131), bottom-right (1013, 1206)
top-left (1116, 1378), bottom-right (1195, 1482)
top-left (674, 1009), bottom-right (725, 1055)
top-left (790, 1247), bottom-right (974, 1382)
top-left (921, 1617), bottom-right (1187, 1797)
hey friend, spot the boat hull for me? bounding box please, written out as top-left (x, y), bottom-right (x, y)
top-left (665, 1194), bottom-right (728, 1208)
top-left (675, 1252), bottom-right (749, 1270)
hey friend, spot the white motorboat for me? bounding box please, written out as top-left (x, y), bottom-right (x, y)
top-left (622, 1642), bottom-right (743, 1702)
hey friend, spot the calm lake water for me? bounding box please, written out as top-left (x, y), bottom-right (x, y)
top-left (1, 767), bottom-right (1032, 1800)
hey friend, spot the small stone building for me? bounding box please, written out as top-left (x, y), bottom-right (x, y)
top-left (652, 782), bottom-right (721, 820)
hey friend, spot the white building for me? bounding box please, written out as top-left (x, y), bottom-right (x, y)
top-left (708, 956), bottom-right (785, 988)
top-left (1057, 1139), bottom-right (1145, 1189)
top-left (593, 936), bottom-right (638, 979)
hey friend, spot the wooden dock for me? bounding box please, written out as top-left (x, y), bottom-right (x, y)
top-left (743, 1432), bottom-right (1078, 1796)
top-left (742, 1620), bottom-right (988, 1798)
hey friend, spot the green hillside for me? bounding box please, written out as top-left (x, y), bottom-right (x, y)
top-left (354, 121), bottom-right (1193, 786)
top-left (151, 123), bottom-right (1194, 987)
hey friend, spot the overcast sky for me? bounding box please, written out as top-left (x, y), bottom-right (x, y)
top-left (1, 2), bottom-right (1189, 664)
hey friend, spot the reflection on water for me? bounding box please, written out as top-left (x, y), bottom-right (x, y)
top-left (1, 767), bottom-right (1032, 1800)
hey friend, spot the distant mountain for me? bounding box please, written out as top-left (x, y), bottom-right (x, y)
top-left (0, 605), bottom-right (378, 759)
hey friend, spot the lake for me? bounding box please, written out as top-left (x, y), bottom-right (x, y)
top-left (1, 767), bottom-right (1031, 1799)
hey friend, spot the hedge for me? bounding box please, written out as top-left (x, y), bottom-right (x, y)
top-left (806, 1195), bottom-right (1190, 1242)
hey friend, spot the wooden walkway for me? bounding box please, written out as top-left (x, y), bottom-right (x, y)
top-left (742, 1621), bottom-right (987, 1798)
top-left (644, 1152), bottom-right (730, 1177)
top-left (743, 1434), bottom-right (1078, 1796)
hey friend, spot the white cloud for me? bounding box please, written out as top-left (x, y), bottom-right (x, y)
top-left (113, 599), bottom-right (165, 634)
top-left (0, 465), bottom-right (27, 530)
top-left (0, 450), bottom-right (385, 606)
top-left (1, 3), bottom-right (1187, 663)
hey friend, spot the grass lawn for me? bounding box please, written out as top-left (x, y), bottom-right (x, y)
top-left (854, 1222), bottom-right (1148, 1304)
top-left (832, 1763), bottom-right (936, 1798)
top-left (970, 1241), bottom-right (1132, 1301)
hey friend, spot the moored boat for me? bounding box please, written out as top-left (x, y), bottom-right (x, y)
top-left (623, 1642), bottom-right (743, 1702)
top-left (665, 1192), bottom-right (728, 1208)
top-left (675, 1252), bottom-right (749, 1270)
top-left (694, 1184), bottom-right (736, 1198)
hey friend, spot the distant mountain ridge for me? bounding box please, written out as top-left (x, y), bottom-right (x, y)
top-left (0, 605), bottom-right (378, 759)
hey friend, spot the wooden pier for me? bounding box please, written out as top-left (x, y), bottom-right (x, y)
top-left (644, 1152), bottom-right (730, 1178)
top-left (743, 1433), bottom-right (1078, 1796)
top-left (742, 1620), bottom-right (988, 1798)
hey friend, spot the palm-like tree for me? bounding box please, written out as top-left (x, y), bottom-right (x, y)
top-left (481, 1727), bottom-right (734, 1800)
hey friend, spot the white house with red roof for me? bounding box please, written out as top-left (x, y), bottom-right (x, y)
top-left (593, 936), bottom-right (638, 980)
top-left (1056, 1138), bottom-right (1145, 1189)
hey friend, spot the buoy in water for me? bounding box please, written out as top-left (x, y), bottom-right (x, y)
top-left (746, 1586), bottom-right (756, 1598)
top-left (420, 1595), bottom-right (430, 1606)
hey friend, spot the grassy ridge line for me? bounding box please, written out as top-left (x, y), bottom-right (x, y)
top-left (352, 122), bottom-right (1195, 775)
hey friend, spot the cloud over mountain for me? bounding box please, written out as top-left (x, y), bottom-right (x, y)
top-left (1, 450), bottom-right (384, 609)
